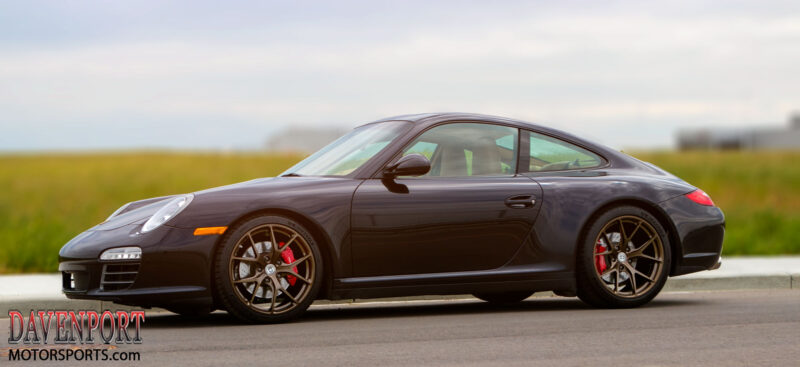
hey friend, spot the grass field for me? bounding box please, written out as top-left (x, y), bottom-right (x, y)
top-left (1, 150), bottom-right (798, 273)
top-left (632, 151), bottom-right (800, 256)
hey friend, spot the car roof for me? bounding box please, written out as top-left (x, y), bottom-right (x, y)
top-left (371, 112), bottom-right (539, 129)
top-left (368, 112), bottom-right (584, 143)
top-left (364, 112), bottom-right (627, 164)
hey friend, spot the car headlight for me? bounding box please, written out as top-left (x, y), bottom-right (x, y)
top-left (141, 194), bottom-right (194, 233)
top-left (100, 246), bottom-right (142, 261)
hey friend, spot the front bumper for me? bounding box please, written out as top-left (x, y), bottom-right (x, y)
top-left (59, 224), bottom-right (220, 308)
top-left (710, 256), bottom-right (722, 270)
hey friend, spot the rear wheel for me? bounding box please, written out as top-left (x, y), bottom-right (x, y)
top-left (473, 291), bottom-right (534, 304)
top-left (576, 206), bottom-right (671, 308)
top-left (213, 215), bottom-right (323, 323)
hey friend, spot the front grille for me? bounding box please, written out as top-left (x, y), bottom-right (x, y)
top-left (100, 263), bottom-right (139, 291)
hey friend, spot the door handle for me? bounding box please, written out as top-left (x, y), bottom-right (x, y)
top-left (505, 195), bottom-right (536, 209)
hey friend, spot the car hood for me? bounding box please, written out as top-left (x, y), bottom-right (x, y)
top-left (193, 176), bottom-right (350, 197)
top-left (167, 175), bottom-right (359, 230)
top-left (88, 178), bottom-right (273, 231)
top-left (92, 176), bottom-right (350, 232)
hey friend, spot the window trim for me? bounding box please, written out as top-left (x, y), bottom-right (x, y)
top-left (519, 129), bottom-right (609, 174)
top-left (518, 130), bottom-right (530, 175)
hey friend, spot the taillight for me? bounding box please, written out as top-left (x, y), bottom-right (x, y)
top-left (686, 189), bottom-right (714, 206)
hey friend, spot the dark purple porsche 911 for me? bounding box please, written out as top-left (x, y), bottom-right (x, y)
top-left (59, 113), bottom-right (724, 323)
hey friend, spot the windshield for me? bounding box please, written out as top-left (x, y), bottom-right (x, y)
top-left (281, 120), bottom-right (411, 176)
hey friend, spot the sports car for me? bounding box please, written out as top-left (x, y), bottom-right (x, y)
top-left (59, 113), bottom-right (724, 323)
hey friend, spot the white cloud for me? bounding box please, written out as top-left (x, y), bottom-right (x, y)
top-left (1, 1), bottom-right (799, 150)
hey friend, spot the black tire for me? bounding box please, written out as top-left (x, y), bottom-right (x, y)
top-left (213, 215), bottom-right (323, 323)
top-left (473, 291), bottom-right (534, 304)
top-left (576, 206), bottom-right (671, 308)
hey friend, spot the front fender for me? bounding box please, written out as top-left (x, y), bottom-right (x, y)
top-left (167, 176), bottom-right (363, 279)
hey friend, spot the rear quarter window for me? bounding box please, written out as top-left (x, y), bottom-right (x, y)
top-left (527, 131), bottom-right (603, 172)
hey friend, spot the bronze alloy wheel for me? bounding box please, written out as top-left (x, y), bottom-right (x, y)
top-left (576, 206), bottom-right (671, 308)
top-left (228, 223), bottom-right (316, 315)
top-left (592, 215), bottom-right (664, 298)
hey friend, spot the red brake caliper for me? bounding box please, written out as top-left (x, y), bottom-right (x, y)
top-left (279, 242), bottom-right (298, 286)
top-left (595, 240), bottom-right (608, 273)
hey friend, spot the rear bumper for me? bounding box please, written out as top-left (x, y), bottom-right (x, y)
top-left (658, 195), bottom-right (725, 276)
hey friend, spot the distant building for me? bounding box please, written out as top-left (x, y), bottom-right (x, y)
top-left (677, 114), bottom-right (800, 150)
top-left (265, 127), bottom-right (348, 153)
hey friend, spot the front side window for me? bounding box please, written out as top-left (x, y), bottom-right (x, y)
top-left (527, 130), bottom-right (602, 171)
top-left (282, 120), bottom-right (411, 176)
top-left (401, 123), bottom-right (518, 177)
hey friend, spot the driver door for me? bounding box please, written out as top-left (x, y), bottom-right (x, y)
top-left (351, 122), bottom-right (543, 277)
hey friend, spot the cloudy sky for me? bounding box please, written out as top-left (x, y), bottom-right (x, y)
top-left (1, 0), bottom-right (798, 151)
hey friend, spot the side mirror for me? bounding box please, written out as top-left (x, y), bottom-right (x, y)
top-left (384, 154), bottom-right (431, 177)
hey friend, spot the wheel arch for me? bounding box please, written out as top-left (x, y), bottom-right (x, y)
top-left (209, 208), bottom-right (337, 305)
top-left (575, 198), bottom-right (682, 277)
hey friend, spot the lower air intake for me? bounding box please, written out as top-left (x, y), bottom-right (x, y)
top-left (100, 263), bottom-right (139, 291)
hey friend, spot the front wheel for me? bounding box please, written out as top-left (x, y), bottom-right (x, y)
top-left (213, 215), bottom-right (323, 323)
top-left (576, 206), bottom-right (671, 308)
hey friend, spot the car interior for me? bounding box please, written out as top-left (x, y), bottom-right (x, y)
top-left (403, 124), bottom-right (517, 177)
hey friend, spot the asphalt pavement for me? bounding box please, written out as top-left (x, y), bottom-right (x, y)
top-left (2, 256), bottom-right (799, 317)
top-left (2, 289), bottom-right (799, 366)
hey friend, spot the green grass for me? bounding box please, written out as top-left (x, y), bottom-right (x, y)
top-left (630, 151), bottom-right (800, 256)
top-left (0, 152), bottom-right (303, 273)
top-left (0, 150), bottom-right (798, 273)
